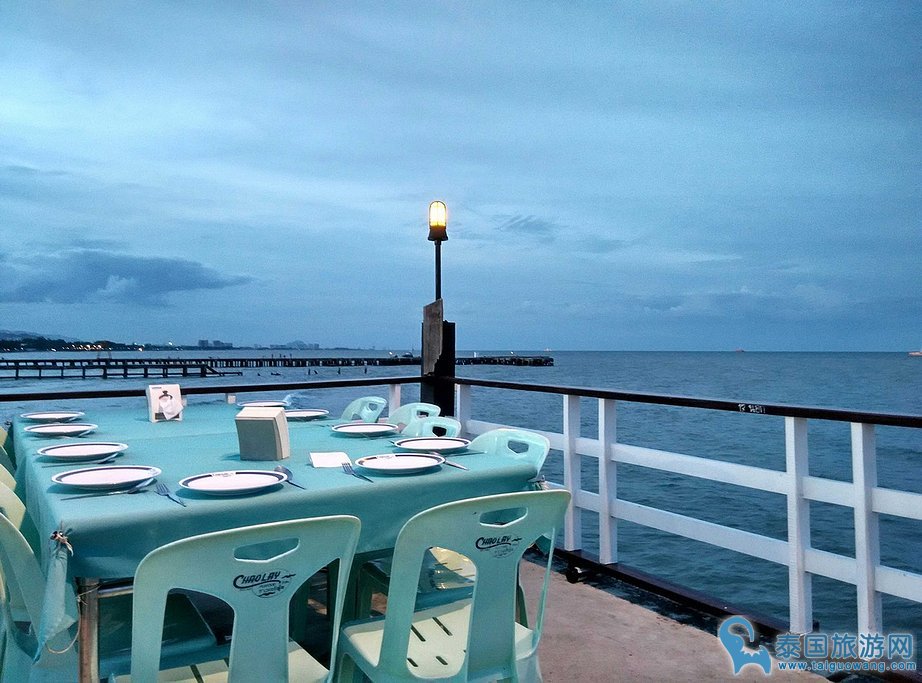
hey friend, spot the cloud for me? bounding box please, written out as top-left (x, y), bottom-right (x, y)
top-left (0, 249), bottom-right (251, 306)
top-left (495, 215), bottom-right (561, 238)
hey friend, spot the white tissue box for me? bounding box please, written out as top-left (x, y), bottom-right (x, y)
top-left (235, 407), bottom-right (290, 461)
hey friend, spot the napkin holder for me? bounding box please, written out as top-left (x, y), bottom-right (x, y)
top-left (235, 407), bottom-right (290, 461)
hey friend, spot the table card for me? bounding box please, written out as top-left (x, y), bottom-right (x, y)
top-left (147, 384), bottom-right (184, 422)
top-left (235, 407), bottom-right (290, 461)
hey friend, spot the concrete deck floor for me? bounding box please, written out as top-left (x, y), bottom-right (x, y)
top-left (521, 560), bottom-right (825, 682)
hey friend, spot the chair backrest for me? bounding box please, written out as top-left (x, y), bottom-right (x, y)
top-left (129, 515), bottom-right (360, 683)
top-left (388, 402), bottom-right (440, 429)
top-left (0, 462), bottom-right (15, 492)
top-left (378, 489), bottom-right (570, 681)
top-left (401, 416), bottom-right (462, 438)
top-left (0, 426), bottom-right (11, 461)
top-left (0, 506), bottom-right (46, 633)
top-left (467, 428), bottom-right (551, 472)
top-left (339, 396), bottom-right (387, 423)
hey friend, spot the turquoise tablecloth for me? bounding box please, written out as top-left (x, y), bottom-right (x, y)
top-left (12, 400), bottom-right (536, 663)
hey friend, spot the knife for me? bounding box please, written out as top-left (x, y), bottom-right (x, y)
top-left (62, 478), bottom-right (154, 500)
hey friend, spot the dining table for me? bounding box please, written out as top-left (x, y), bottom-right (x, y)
top-left (11, 400), bottom-right (538, 682)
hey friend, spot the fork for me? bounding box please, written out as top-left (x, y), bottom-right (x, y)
top-left (155, 482), bottom-right (187, 507)
top-left (342, 462), bottom-right (373, 483)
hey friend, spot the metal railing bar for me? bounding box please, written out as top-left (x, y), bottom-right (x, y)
top-left (614, 443), bottom-right (789, 494)
top-left (804, 548), bottom-right (857, 585)
top-left (871, 487), bottom-right (922, 520)
top-left (614, 499), bottom-right (789, 565)
top-left (876, 566), bottom-right (922, 603)
top-left (802, 476), bottom-right (854, 507)
top-left (448, 376), bottom-right (922, 428)
top-left (0, 375), bottom-right (423, 403)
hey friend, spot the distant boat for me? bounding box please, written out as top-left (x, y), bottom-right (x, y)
top-left (910, 350), bottom-right (922, 357)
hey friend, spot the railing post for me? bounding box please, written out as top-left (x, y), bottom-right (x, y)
top-left (852, 421), bottom-right (882, 634)
top-left (562, 394), bottom-right (581, 551)
top-left (785, 416), bottom-right (812, 633)
top-left (598, 398), bottom-right (617, 564)
top-left (456, 383), bottom-right (471, 432)
top-left (387, 383), bottom-right (401, 415)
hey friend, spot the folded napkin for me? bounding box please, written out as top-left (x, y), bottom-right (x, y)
top-left (310, 451), bottom-right (350, 467)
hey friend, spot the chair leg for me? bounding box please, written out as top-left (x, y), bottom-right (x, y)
top-left (334, 650), bottom-right (363, 683)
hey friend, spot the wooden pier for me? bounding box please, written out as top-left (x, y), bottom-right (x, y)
top-left (0, 355), bottom-right (553, 380)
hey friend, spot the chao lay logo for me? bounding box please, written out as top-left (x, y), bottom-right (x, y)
top-left (475, 535), bottom-right (523, 558)
top-left (232, 569), bottom-right (295, 598)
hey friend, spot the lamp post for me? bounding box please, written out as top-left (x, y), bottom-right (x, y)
top-left (421, 200), bottom-right (455, 415)
top-left (428, 200), bottom-right (447, 301)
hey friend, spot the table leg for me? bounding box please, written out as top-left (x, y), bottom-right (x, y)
top-left (77, 577), bottom-right (99, 683)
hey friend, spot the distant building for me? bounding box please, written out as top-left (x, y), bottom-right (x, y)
top-left (212, 340), bottom-right (233, 349)
top-left (198, 339), bottom-right (210, 348)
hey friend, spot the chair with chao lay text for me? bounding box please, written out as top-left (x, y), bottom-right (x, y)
top-left (387, 402), bottom-right (440, 431)
top-left (356, 429), bottom-right (550, 618)
top-left (115, 515), bottom-right (360, 683)
top-left (338, 489), bottom-right (571, 682)
top-left (339, 397), bottom-right (388, 423)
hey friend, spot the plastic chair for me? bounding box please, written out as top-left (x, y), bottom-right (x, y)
top-left (387, 402), bottom-right (440, 430)
top-left (400, 416), bottom-right (462, 438)
top-left (0, 426), bottom-right (11, 462)
top-left (116, 515), bottom-right (360, 683)
top-left (467, 428), bottom-right (551, 472)
top-left (338, 489), bottom-right (570, 683)
top-left (356, 429), bottom-right (550, 618)
top-left (0, 514), bottom-right (217, 682)
top-left (338, 397), bottom-right (387, 423)
top-left (0, 465), bottom-right (15, 495)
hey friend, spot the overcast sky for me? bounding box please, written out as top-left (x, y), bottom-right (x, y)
top-left (1, 2), bottom-right (919, 351)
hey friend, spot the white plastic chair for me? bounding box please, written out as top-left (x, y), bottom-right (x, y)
top-left (0, 513), bottom-right (216, 682)
top-left (338, 397), bottom-right (387, 423)
top-left (400, 416), bottom-right (462, 438)
top-left (356, 429), bottom-right (550, 618)
top-left (387, 402), bottom-right (440, 430)
top-left (115, 515), bottom-right (360, 683)
top-left (338, 489), bottom-right (570, 682)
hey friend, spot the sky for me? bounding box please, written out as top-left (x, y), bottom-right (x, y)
top-left (1, 2), bottom-right (919, 351)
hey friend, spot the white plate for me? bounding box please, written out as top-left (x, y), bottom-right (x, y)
top-left (20, 411), bottom-right (85, 423)
top-left (24, 423), bottom-right (98, 438)
top-left (37, 442), bottom-right (129, 461)
top-left (179, 470), bottom-right (287, 496)
top-left (392, 437), bottom-right (471, 453)
top-left (285, 409), bottom-right (330, 421)
top-left (355, 453), bottom-right (445, 474)
top-left (237, 400), bottom-right (289, 408)
top-left (331, 423), bottom-right (399, 437)
top-left (52, 465), bottom-right (161, 490)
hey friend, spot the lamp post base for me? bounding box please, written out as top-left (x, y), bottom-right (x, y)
top-left (420, 300), bottom-right (455, 416)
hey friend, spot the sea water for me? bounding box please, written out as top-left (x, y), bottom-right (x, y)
top-left (2, 350), bottom-right (920, 636)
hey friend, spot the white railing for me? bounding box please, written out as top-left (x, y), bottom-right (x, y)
top-left (4, 375), bottom-right (919, 635)
top-left (451, 381), bottom-right (922, 635)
